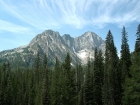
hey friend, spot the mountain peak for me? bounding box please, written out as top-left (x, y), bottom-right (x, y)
top-left (82, 31), bottom-right (98, 37)
top-left (62, 34), bottom-right (73, 40)
top-left (44, 29), bottom-right (54, 34)
top-left (0, 29), bottom-right (105, 66)
top-left (63, 34), bottom-right (71, 37)
top-left (41, 29), bottom-right (58, 36)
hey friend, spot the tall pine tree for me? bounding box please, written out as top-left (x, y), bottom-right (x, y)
top-left (102, 30), bottom-right (121, 105)
top-left (60, 53), bottom-right (75, 105)
top-left (120, 26), bottom-right (132, 103)
top-left (34, 51), bottom-right (40, 84)
top-left (120, 26), bottom-right (132, 81)
top-left (93, 48), bottom-right (103, 105)
top-left (41, 53), bottom-right (49, 105)
top-left (50, 57), bottom-right (60, 105)
top-left (84, 57), bottom-right (93, 105)
top-left (135, 24), bottom-right (140, 52)
top-left (123, 24), bottom-right (140, 105)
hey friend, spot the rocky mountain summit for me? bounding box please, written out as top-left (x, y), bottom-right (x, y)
top-left (0, 30), bottom-right (105, 66)
top-left (62, 31), bottom-right (105, 63)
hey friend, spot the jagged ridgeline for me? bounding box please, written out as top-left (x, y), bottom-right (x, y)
top-left (0, 30), bottom-right (105, 67)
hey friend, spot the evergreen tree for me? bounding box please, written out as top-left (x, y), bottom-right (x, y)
top-left (123, 24), bottom-right (140, 105)
top-left (0, 63), bottom-right (6, 105)
top-left (34, 51), bottom-right (40, 84)
top-left (28, 71), bottom-right (35, 105)
top-left (135, 24), bottom-right (140, 52)
top-left (5, 67), bottom-right (13, 105)
top-left (0, 62), bottom-right (13, 105)
top-left (93, 48), bottom-right (103, 105)
top-left (98, 50), bottom-right (104, 88)
top-left (84, 57), bottom-right (93, 105)
top-left (50, 57), bottom-right (60, 105)
top-left (78, 84), bottom-right (84, 105)
top-left (120, 26), bottom-right (132, 81)
top-left (60, 53), bottom-right (75, 105)
top-left (43, 53), bottom-right (47, 68)
top-left (41, 53), bottom-right (49, 105)
top-left (35, 51), bottom-right (40, 70)
top-left (43, 53), bottom-right (47, 78)
top-left (76, 63), bottom-right (84, 105)
top-left (102, 30), bottom-right (121, 105)
top-left (120, 26), bottom-right (132, 103)
top-left (123, 52), bottom-right (140, 105)
top-left (41, 76), bottom-right (49, 105)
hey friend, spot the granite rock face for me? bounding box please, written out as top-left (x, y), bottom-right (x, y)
top-left (62, 31), bottom-right (105, 63)
top-left (0, 29), bottom-right (105, 66)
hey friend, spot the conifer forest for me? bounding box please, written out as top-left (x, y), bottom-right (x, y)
top-left (0, 24), bottom-right (140, 105)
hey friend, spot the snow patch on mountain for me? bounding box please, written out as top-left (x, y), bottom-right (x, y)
top-left (77, 50), bottom-right (87, 59)
top-left (76, 49), bottom-right (93, 64)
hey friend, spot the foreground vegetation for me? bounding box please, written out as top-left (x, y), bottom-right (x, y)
top-left (0, 24), bottom-right (140, 105)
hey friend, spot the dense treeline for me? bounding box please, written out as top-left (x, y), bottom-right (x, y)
top-left (0, 24), bottom-right (140, 105)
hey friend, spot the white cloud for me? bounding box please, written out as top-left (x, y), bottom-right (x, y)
top-left (0, 0), bottom-right (140, 29)
top-left (0, 20), bottom-right (30, 33)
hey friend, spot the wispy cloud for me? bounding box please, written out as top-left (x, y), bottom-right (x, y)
top-left (0, 20), bottom-right (30, 33)
top-left (0, 0), bottom-right (140, 29)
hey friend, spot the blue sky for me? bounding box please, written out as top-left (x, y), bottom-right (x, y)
top-left (0, 0), bottom-right (140, 53)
